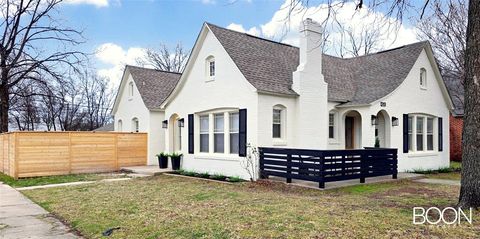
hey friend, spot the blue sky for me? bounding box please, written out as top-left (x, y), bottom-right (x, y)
top-left (58, 0), bottom-right (420, 85)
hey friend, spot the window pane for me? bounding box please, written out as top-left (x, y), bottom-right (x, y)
top-left (427, 118), bottom-right (434, 150)
top-left (230, 113), bottom-right (239, 132)
top-left (408, 116), bottom-right (413, 151)
top-left (214, 134), bottom-right (224, 153)
top-left (329, 126), bottom-right (334, 139)
top-left (427, 118), bottom-right (434, 133)
top-left (416, 117), bottom-right (424, 151)
top-left (200, 134), bottom-right (209, 152)
top-left (200, 115), bottom-right (209, 133)
top-left (209, 61), bottom-right (215, 76)
top-left (427, 135), bottom-right (434, 151)
top-left (230, 133), bottom-right (239, 154)
top-left (214, 114), bottom-right (224, 132)
top-left (273, 109), bottom-right (281, 124)
top-left (273, 124), bottom-right (281, 138)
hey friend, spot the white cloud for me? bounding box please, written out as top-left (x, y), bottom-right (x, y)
top-left (64, 0), bottom-right (110, 8)
top-left (201, 0), bottom-right (215, 5)
top-left (228, 0), bottom-right (418, 57)
top-left (226, 23), bottom-right (260, 36)
top-left (95, 43), bottom-right (147, 84)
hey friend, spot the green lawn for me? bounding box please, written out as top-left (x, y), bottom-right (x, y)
top-left (414, 161), bottom-right (462, 181)
top-left (22, 175), bottom-right (479, 239)
top-left (0, 172), bottom-right (128, 188)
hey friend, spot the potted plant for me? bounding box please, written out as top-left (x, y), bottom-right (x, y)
top-left (156, 152), bottom-right (169, 169)
top-left (170, 152), bottom-right (183, 170)
top-left (374, 137), bottom-right (380, 148)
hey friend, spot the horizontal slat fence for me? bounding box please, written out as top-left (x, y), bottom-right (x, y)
top-left (0, 131), bottom-right (147, 179)
top-left (259, 147), bottom-right (398, 188)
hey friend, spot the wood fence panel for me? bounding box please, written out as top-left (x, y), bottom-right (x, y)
top-left (16, 132), bottom-right (70, 178)
top-left (117, 133), bottom-right (148, 167)
top-left (0, 132), bottom-right (147, 178)
top-left (70, 132), bottom-right (117, 174)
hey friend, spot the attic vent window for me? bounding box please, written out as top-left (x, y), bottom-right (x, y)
top-left (129, 82), bottom-right (134, 97)
top-left (205, 56), bottom-right (215, 81)
top-left (420, 68), bottom-right (427, 89)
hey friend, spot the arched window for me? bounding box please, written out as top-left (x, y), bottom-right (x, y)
top-left (117, 119), bottom-right (123, 131)
top-left (205, 56), bottom-right (215, 80)
top-left (132, 118), bottom-right (139, 132)
top-left (129, 81), bottom-right (134, 96)
top-left (420, 68), bottom-right (427, 88)
top-left (272, 105), bottom-right (286, 139)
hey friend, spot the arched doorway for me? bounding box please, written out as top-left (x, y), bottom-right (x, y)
top-left (375, 110), bottom-right (391, 148)
top-left (168, 114), bottom-right (181, 152)
top-left (344, 110), bottom-right (362, 149)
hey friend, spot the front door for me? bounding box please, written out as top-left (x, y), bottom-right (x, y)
top-left (345, 116), bottom-right (355, 149)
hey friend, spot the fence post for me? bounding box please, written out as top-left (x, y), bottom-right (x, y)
top-left (360, 151), bottom-right (365, 184)
top-left (392, 149), bottom-right (398, 179)
top-left (286, 152), bottom-right (292, 183)
top-left (318, 153), bottom-right (325, 189)
top-left (259, 148), bottom-right (267, 179)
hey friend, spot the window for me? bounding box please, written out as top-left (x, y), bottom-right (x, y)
top-left (229, 113), bottom-right (239, 154)
top-left (117, 120), bottom-right (122, 131)
top-left (416, 117), bottom-right (424, 151)
top-left (328, 113), bottom-right (335, 139)
top-left (199, 115), bottom-right (209, 153)
top-left (273, 109), bottom-right (282, 138)
top-left (420, 68), bottom-right (427, 88)
top-left (408, 116), bottom-right (413, 151)
top-left (427, 117), bottom-right (434, 151)
top-left (132, 118), bottom-right (139, 132)
top-left (129, 82), bottom-right (134, 97)
top-left (214, 114), bottom-right (224, 153)
top-left (206, 56), bottom-right (215, 80)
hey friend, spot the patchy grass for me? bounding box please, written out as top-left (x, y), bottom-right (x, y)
top-left (425, 172), bottom-right (461, 180)
top-left (0, 172), bottom-right (128, 188)
top-left (22, 175), bottom-right (479, 239)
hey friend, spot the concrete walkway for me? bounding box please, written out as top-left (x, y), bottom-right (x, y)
top-left (121, 165), bottom-right (173, 176)
top-left (0, 183), bottom-right (78, 239)
top-left (414, 178), bottom-right (461, 186)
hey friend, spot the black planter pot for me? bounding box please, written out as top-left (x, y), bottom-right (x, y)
top-left (158, 156), bottom-right (168, 169)
top-left (171, 156), bottom-right (182, 170)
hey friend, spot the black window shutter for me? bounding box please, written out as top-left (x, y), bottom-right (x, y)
top-left (239, 109), bottom-right (247, 157)
top-left (403, 114), bottom-right (409, 153)
top-left (188, 114), bottom-right (194, 154)
top-left (438, 117), bottom-right (443, 152)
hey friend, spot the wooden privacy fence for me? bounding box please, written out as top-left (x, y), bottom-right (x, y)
top-left (0, 131), bottom-right (147, 179)
top-left (259, 147), bottom-right (398, 188)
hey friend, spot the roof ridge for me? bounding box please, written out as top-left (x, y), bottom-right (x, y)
top-left (342, 41), bottom-right (428, 60)
top-left (126, 65), bottom-right (182, 75)
top-left (205, 22), bottom-right (296, 49)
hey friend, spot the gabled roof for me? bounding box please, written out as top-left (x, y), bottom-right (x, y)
top-left (206, 23), bottom-right (428, 105)
top-left (127, 65), bottom-right (181, 110)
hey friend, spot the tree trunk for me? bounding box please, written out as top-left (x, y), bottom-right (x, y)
top-left (458, 0), bottom-right (480, 209)
top-left (0, 84), bottom-right (9, 133)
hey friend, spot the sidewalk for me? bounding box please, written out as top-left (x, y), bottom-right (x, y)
top-left (0, 183), bottom-right (78, 239)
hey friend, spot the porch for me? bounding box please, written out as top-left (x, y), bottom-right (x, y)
top-left (259, 147), bottom-right (401, 189)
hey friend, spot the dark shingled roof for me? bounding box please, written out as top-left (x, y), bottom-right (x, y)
top-left (206, 23), bottom-right (427, 105)
top-left (127, 65), bottom-right (181, 109)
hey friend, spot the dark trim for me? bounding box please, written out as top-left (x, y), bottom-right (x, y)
top-left (403, 114), bottom-right (409, 153)
top-left (438, 117), bottom-right (443, 152)
top-left (239, 109), bottom-right (247, 157)
top-left (188, 114), bottom-right (194, 154)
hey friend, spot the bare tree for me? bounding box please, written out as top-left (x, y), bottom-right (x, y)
top-left (417, 0), bottom-right (467, 111)
top-left (136, 43), bottom-right (189, 73)
top-left (79, 70), bottom-right (113, 130)
top-left (0, 0), bottom-right (85, 132)
top-left (333, 15), bottom-right (383, 57)
top-left (285, 0), bottom-right (479, 208)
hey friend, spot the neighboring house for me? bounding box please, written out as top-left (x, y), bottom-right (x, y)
top-left (93, 122), bottom-right (114, 131)
top-left (444, 74), bottom-right (464, 162)
top-left (112, 19), bottom-right (454, 179)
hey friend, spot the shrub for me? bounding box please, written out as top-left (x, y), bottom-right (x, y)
top-left (210, 174), bottom-right (227, 180)
top-left (170, 152), bottom-right (183, 158)
top-left (227, 176), bottom-right (242, 182)
top-left (156, 152), bottom-right (169, 157)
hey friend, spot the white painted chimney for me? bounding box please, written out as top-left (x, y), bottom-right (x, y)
top-left (297, 18), bottom-right (323, 74)
top-left (292, 18), bottom-right (328, 150)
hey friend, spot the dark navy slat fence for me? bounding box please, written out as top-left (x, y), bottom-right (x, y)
top-left (259, 147), bottom-right (398, 188)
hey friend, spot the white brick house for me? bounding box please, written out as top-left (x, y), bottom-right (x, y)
top-left (112, 19), bottom-right (454, 179)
